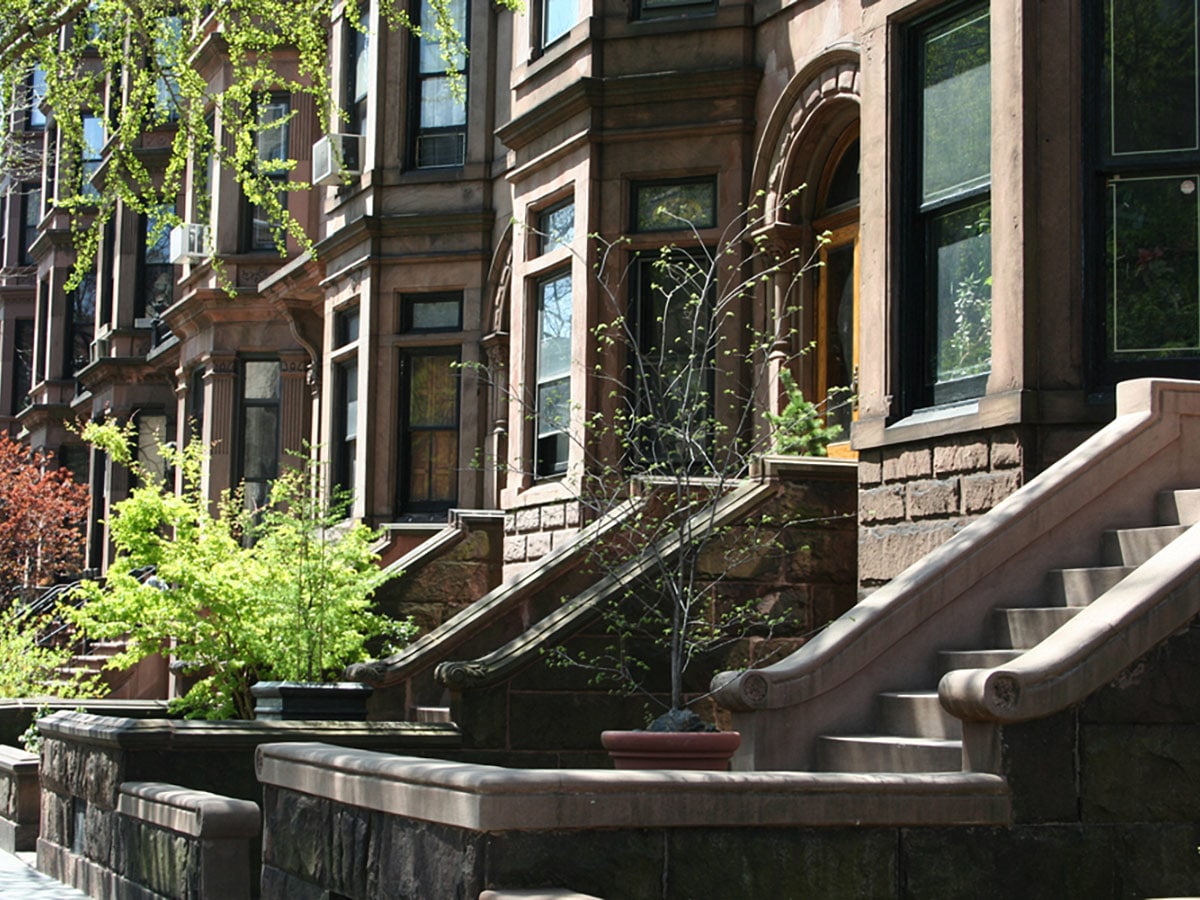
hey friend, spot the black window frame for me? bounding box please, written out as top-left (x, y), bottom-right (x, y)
top-left (397, 347), bottom-right (461, 512)
top-left (896, 0), bottom-right (993, 416)
top-left (136, 205), bottom-right (176, 320)
top-left (400, 292), bottom-right (463, 333)
top-left (410, 0), bottom-right (468, 169)
top-left (631, 177), bottom-right (717, 234)
top-left (237, 358), bottom-right (282, 513)
top-left (242, 93), bottom-right (291, 252)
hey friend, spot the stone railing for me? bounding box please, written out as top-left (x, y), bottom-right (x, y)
top-left (0, 745), bottom-right (38, 852)
top-left (39, 781), bottom-right (260, 899)
top-left (714, 378), bottom-right (1200, 770)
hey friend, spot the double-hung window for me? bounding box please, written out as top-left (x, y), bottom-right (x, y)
top-left (535, 271), bottom-right (572, 477)
top-left (137, 205), bottom-right (174, 319)
top-left (1093, 0), bottom-right (1200, 382)
top-left (540, 0), bottom-right (577, 49)
top-left (81, 114), bottom-right (104, 199)
top-left (66, 269), bottom-right (96, 378)
top-left (413, 0), bottom-right (467, 168)
top-left (246, 96), bottom-right (290, 251)
top-left (905, 3), bottom-right (992, 410)
top-left (19, 186), bottom-right (40, 266)
top-left (240, 360), bottom-right (281, 511)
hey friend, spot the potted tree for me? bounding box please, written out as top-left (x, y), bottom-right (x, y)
top-left (496, 197), bottom-right (845, 768)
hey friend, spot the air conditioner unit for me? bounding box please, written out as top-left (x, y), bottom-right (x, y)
top-left (168, 223), bottom-right (209, 264)
top-left (312, 133), bottom-right (364, 186)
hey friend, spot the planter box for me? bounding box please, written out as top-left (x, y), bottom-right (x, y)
top-left (251, 682), bottom-right (375, 721)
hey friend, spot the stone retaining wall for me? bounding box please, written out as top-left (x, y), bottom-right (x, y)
top-left (0, 745), bottom-right (38, 852)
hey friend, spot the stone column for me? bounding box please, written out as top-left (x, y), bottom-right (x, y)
top-left (279, 350), bottom-right (310, 470)
top-left (204, 352), bottom-right (237, 506)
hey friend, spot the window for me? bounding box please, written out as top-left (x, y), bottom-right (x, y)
top-left (537, 201), bottom-right (574, 255)
top-left (239, 360), bottom-right (281, 511)
top-left (540, 0), bottom-right (577, 48)
top-left (154, 16), bottom-right (183, 122)
top-left (629, 252), bottom-right (715, 472)
top-left (413, 0), bottom-right (467, 168)
top-left (11, 320), bottom-right (33, 415)
top-left (399, 350), bottom-right (459, 509)
top-left (19, 186), bottom-right (40, 266)
top-left (346, 13), bottom-right (370, 136)
top-left (66, 269), bottom-right (96, 377)
top-left (187, 366), bottom-right (205, 446)
top-left (904, 3), bottom-right (991, 409)
top-left (80, 114), bottom-right (104, 198)
top-left (633, 179), bottom-right (716, 232)
top-left (335, 306), bottom-right (361, 346)
top-left (1092, 0), bottom-right (1200, 381)
top-left (401, 293), bottom-right (462, 332)
top-left (637, 0), bottom-right (712, 17)
top-left (137, 205), bottom-right (174, 319)
top-left (534, 270), bottom-right (572, 477)
top-left (27, 68), bottom-right (46, 130)
top-left (246, 96), bottom-right (290, 251)
top-left (334, 360), bottom-right (358, 497)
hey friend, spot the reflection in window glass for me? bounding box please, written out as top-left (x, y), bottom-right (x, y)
top-left (28, 68), bottom-right (46, 129)
top-left (930, 202), bottom-right (992, 386)
top-left (414, 0), bottom-right (467, 168)
top-left (1107, 176), bottom-right (1200, 357)
top-left (240, 360), bottom-right (281, 512)
top-left (542, 0), bottom-right (577, 46)
top-left (920, 9), bottom-right (991, 206)
top-left (536, 271), bottom-right (572, 476)
top-left (537, 201), bottom-right (574, 255)
top-left (634, 180), bottom-right (716, 232)
top-left (1105, 0), bottom-right (1198, 157)
top-left (139, 205), bottom-right (175, 319)
top-left (405, 295), bottom-right (461, 331)
top-left (68, 270), bottom-right (96, 376)
top-left (403, 351), bottom-right (459, 508)
top-left (81, 115), bottom-right (104, 197)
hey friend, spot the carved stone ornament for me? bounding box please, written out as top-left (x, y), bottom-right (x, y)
top-left (343, 660), bottom-right (388, 686)
top-left (988, 674), bottom-right (1020, 711)
top-left (741, 672), bottom-right (769, 706)
top-left (435, 660), bottom-right (489, 689)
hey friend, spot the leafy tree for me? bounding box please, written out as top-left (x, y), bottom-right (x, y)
top-left (69, 421), bottom-right (413, 719)
top-left (1, 0), bottom-right (516, 284)
top-left (0, 607), bottom-right (102, 702)
top-left (0, 435), bottom-right (88, 596)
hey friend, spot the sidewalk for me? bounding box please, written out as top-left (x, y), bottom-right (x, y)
top-left (0, 848), bottom-right (89, 899)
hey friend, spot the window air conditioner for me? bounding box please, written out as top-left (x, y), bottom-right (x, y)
top-left (168, 223), bottom-right (209, 264)
top-left (312, 133), bottom-right (364, 186)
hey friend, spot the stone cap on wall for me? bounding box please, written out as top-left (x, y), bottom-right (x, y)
top-left (256, 741), bottom-right (1010, 831)
top-left (118, 781), bottom-right (261, 839)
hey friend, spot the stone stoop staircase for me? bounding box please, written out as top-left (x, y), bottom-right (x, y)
top-left (60, 638), bottom-right (129, 689)
top-left (815, 488), bottom-right (1200, 773)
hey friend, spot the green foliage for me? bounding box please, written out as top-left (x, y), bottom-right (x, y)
top-left (766, 370), bottom-right (842, 456)
top-left (0, 0), bottom-right (519, 287)
top-left (0, 607), bottom-right (102, 704)
top-left (70, 421), bottom-right (411, 719)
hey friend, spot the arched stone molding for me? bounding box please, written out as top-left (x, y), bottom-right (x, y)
top-left (751, 46), bottom-right (862, 228)
top-left (480, 223), bottom-right (513, 508)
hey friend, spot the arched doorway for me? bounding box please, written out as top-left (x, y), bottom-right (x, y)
top-left (812, 128), bottom-right (859, 458)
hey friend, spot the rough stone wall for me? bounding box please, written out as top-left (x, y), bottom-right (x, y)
top-left (260, 618), bottom-right (1200, 899)
top-left (503, 498), bottom-right (584, 577)
top-left (857, 425), bottom-right (1097, 591)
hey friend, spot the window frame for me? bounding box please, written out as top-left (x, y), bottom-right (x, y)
top-left (896, 0), bottom-right (993, 416)
top-left (631, 177), bottom-right (717, 234)
top-left (1084, 0), bottom-right (1200, 389)
top-left (237, 358), bottom-right (282, 513)
top-left (400, 292), bottom-right (463, 333)
top-left (533, 267), bottom-right (573, 479)
top-left (397, 346), bottom-right (462, 512)
top-left (411, 0), bottom-right (468, 169)
top-left (243, 94), bottom-right (291, 252)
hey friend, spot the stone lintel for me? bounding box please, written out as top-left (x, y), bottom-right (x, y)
top-left (256, 742), bottom-right (1011, 831)
top-left (118, 782), bottom-right (260, 839)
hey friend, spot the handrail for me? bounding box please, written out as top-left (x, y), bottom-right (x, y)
top-left (711, 378), bottom-right (1199, 715)
top-left (434, 478), bottom-right (778, 690)
top-left (939, 521), bottom-right (1200, 723)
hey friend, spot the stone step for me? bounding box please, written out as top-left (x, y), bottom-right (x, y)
top-left (1043, 566), bottom-right (1134, 607)
top-left (990, 607), bottom-right (1082, 649)
top-left (877, 691), bottom-right (962, 740)
top-left (1101, 525), bottom-right (1187, 566)
top-left (1157, 488), bottom-right (1200, 526)
top-left (816, 734), bottom-right (962, 773)
top-left (937, 648), bottom-right (1023, 677)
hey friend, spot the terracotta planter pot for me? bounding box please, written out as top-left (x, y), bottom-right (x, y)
top-left (601, 729), bottom-right (741, 770)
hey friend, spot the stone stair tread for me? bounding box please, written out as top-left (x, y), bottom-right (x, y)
top-left (1101, 524), bottom-right (1187, 566)
top-left (938, 648), bottom-right (1023, 675)
top-left (816, 733), bottom-right (963, 773)
top-left (990, 606), bottom-right (1082, 649)
top-left (877, 691), bottom-right (962, 739)
top-left (1157, 488), bottom-right (1200, 526)
top-left (1043, 566), bottom-right (1135, 606)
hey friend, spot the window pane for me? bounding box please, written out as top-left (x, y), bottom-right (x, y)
top-left (419, 0), bottom-right (467, 72)
top-left (12, 320), bottom-right (33, 414)
top-left (930, 201), bottom-right (992, 388)
top-left (1106, 0), bottom-right (1198, 156)
top-left (342, 361), bottom-right (358, 440)
top-left (257, 99), bottom-right (290, 162)
top-left (408, 355), bottom-right (458, 427)
top-left (81, 115), bottom-right (104, 197)
top-left (244, 360), bottom-right (280, 400)
top-left (635, 181), bottom-right (716, 232)
top-left (353, 15), bottom-right (370, 103)
top-left (242, 406), bottom-right (279, 479)
top-left (920, 9), bottom-right (991, 206)
top-left (419, 76), bottom-right (466, 128)
top-left (408, 298), bottom-right (460, 330)
top-left (70, 270), bottom-right (96, 374)
top-left (537, 272), bottom-right (572, 382)
top-left (537, 202), bottom-right (574, 254)
top-left (1107, 175), bottom-right (1200, 356)
top-left (543, 0), bottom-right (577, 46)
top-left (408, 430), bottom-right (457, 503)
top-left (28, 68), bottom-right (46, 129)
